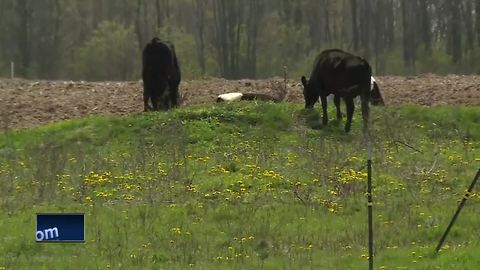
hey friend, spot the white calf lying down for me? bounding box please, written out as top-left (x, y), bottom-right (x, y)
top-left (217, 92), bottom-right (244, 102)
top-left (216, 92), bottom-right (280, 103)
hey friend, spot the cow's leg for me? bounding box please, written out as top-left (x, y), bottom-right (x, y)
top-left (143, 81), bottom-right (152, 111)
top-left (168, 76), bottom-right (181, 108)
top-left (154, 81), bottom-right (170, 111)
top-left (151, 90), bottom-right (164, 111)
top-left (143, 90), bottom-right (150, 112)
top-left (334, 95), bottom-right (342, 121)
top-left (170, 88), bottom-right (180, 108)
top-left (163, 90), bottom-right (172, 110)
top-left (344, 97), bottom-right (355, 133)
top-left (320, 95), bottom-right (328, 125)
top-left (151, 94), bottom-right (160, 111)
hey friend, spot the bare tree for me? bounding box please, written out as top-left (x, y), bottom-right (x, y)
top-left (350, 0), bottom-right (359, 51)
top-left (402, 0), bottom-right (416, 73)
top-left (418, 0), bottom-right (432, 53)
top-left (462, 0), bottom-right (474, 51)
top-left (155, 0), bottom-right (162, 29)
top-left (135, 0), bottom-right (146, 50)
top-left (245, 0), bottom-right (264, 78)
top-left (192, 0), bottom-right (206, 75)
top-left (447, 1), bottom-right (462, 63)
top-left (15, 0), bottom-right (32, 77)
top-left (212, 0), bottom-right (245, 79)
top-left (476, 0), bottom-right (480, 46)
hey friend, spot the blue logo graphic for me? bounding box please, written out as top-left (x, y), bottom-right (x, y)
top-left (36, 213), bottom-right (85, 242)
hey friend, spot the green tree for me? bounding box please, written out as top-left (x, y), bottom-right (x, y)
top-left (72, 21), bottom-right (139, 81)
top-left (156, 22), bottom-right (206, 79)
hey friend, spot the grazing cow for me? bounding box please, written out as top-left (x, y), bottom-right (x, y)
top-left (142, 37), bottom-right (181, 111)
top-left (301, 49), bottom-right (372, 132)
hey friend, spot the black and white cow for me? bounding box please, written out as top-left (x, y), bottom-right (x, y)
top-left (301, 49), bottom-right (373, 132)
top-left (142, 37), bottom-right (181, 111)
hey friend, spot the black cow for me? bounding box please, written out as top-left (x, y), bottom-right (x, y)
top-left (301, 49), bottom-right (372, 132)
top-left (142, 37), bottom-right (181, 111)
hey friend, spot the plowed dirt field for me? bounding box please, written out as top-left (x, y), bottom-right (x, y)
top-left (1, 74), bottom-right (479, 130)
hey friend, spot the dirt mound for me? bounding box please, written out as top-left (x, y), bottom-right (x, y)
top-left (1, 74), bottom-right (479, 130)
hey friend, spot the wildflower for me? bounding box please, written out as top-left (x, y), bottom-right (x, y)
top-left (336, 168), bottom-right (367, 184)
top-left (94, 191), bottom-right (113, 198)
top-left (175, 160), bottom-right (184, 167)
top-left (171, 227), bottom-right (181, 234)
top-left (123, 194), bottom-right (135, 200)
top-left (186, 185), bottom-right (197, 193)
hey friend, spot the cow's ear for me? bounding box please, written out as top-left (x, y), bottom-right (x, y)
top-left (301, 76), bottom-right (307, 87)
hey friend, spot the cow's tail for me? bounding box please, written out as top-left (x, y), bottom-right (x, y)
top-left (360, 59), bottom-right (372, 100)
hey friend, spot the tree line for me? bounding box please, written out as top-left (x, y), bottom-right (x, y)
top-left (0, 0), bottom-right (479, 81)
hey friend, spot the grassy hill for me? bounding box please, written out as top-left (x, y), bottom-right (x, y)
top-left (0, 102), bottom-right (479, 269)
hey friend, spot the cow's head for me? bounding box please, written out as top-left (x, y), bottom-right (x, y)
top-left (301, 76), bottom-right (318, 109)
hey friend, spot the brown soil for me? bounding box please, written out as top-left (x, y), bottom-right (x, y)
top-left (1, 74), bottom-right (479, 130)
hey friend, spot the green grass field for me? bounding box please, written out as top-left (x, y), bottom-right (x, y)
top-left (0, 102), bottom-right (479, 269)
